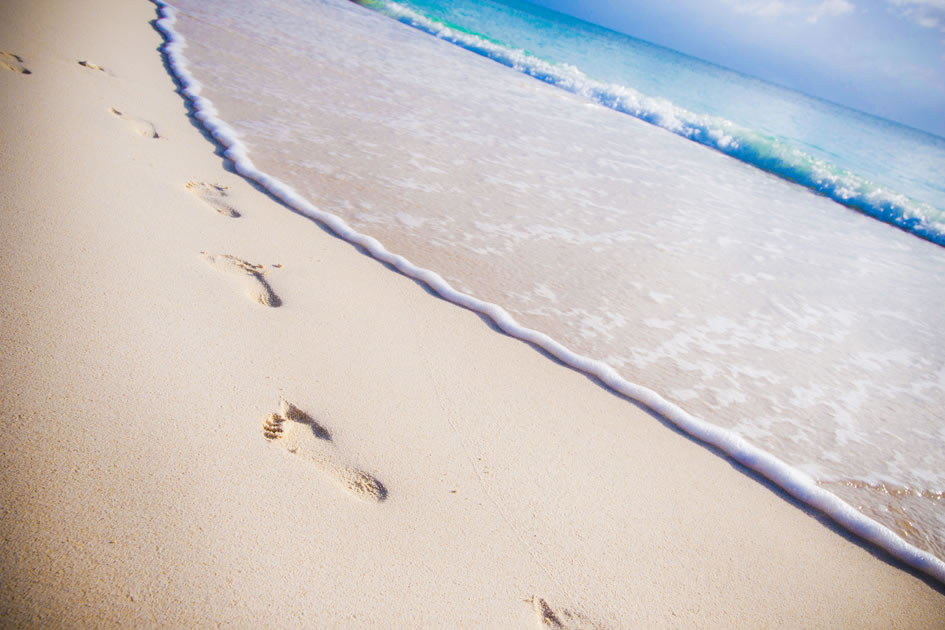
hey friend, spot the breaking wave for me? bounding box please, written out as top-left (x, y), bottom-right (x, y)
top-left (354, 0), bottom-right (945, 247)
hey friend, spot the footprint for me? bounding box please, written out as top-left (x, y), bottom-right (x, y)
top-left (186, 181), bottom-right (240, 218)
top-left (78, 60), bottom-right (106, 72)
top-left (264, 399), bottom-right (386, 503)
top-left (109, 107), bottom-right (159, 139)
top-left (0, 51), bottom-right (31, 74)
top-left (201, 252), bottom-right (281, 307)
top-left (529, 597), bottom-right (601, 629)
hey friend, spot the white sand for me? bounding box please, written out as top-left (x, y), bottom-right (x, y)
top-left (0, 0), bottom-right (942, 626)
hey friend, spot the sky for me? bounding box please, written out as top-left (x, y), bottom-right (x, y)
top-left (527, 0), bottom-right (945, 137)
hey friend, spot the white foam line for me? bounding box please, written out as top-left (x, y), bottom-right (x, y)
top-left (153, 0), bottom-right (945, 586)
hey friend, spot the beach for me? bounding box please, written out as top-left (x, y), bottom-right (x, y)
top-left (0, 0), bottom-right (943, 626)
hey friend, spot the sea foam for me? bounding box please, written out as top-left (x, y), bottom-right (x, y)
top-left (154, 0), bottom-right (945, 584)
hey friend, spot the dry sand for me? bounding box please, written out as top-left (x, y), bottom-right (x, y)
top-left (0, 0), bottom-right (943, 626)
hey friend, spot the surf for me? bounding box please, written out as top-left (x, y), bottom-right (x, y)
top-left (351, 0), bottom-right (945, 248)
top-left (154, 0), bottom-right (945, 584)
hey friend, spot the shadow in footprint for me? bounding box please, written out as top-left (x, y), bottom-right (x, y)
top-left (0, 51), bottom-right (30, 74)
top-left (78, 60), bottom-right (106, 72)
top-left (529, 597), bottom-right (602, 629)
top-left (280, 398), bottom-right (331, 441)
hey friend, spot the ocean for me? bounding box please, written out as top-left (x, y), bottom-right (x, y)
top-left (158, 0), bottom-right (945, 577)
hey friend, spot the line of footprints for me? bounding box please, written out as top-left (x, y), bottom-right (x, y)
top-left (3, 52), bottom-right (276, 308)
top-left (3, 48), bottom-right (601, 627)
top-left (184, 181), bottom-right (286, 307)
top-left (3, 52), bottom-right (270, 307)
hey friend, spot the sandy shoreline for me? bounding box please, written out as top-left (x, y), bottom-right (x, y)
top-left (1, 0), bottom-right (943, 626)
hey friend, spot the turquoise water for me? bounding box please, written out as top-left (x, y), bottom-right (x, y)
top-left (356, 0), bottom-right (945, 246)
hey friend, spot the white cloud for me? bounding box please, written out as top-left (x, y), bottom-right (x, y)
top-left (890, 0), bottom-right (945, 32)
top-left (807, 0), bottom-right (855, 22)
top-left (725, 0), bottom-right (854, 22)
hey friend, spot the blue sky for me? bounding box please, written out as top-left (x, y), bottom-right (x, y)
top-left (527, 0), bottom-right (945, 137)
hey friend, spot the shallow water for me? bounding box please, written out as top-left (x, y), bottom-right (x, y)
top-left (167, 0), bottom-right (945, 562)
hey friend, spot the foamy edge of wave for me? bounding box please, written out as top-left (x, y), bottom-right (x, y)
top-left (153, 0), bottom-right (945, 585)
